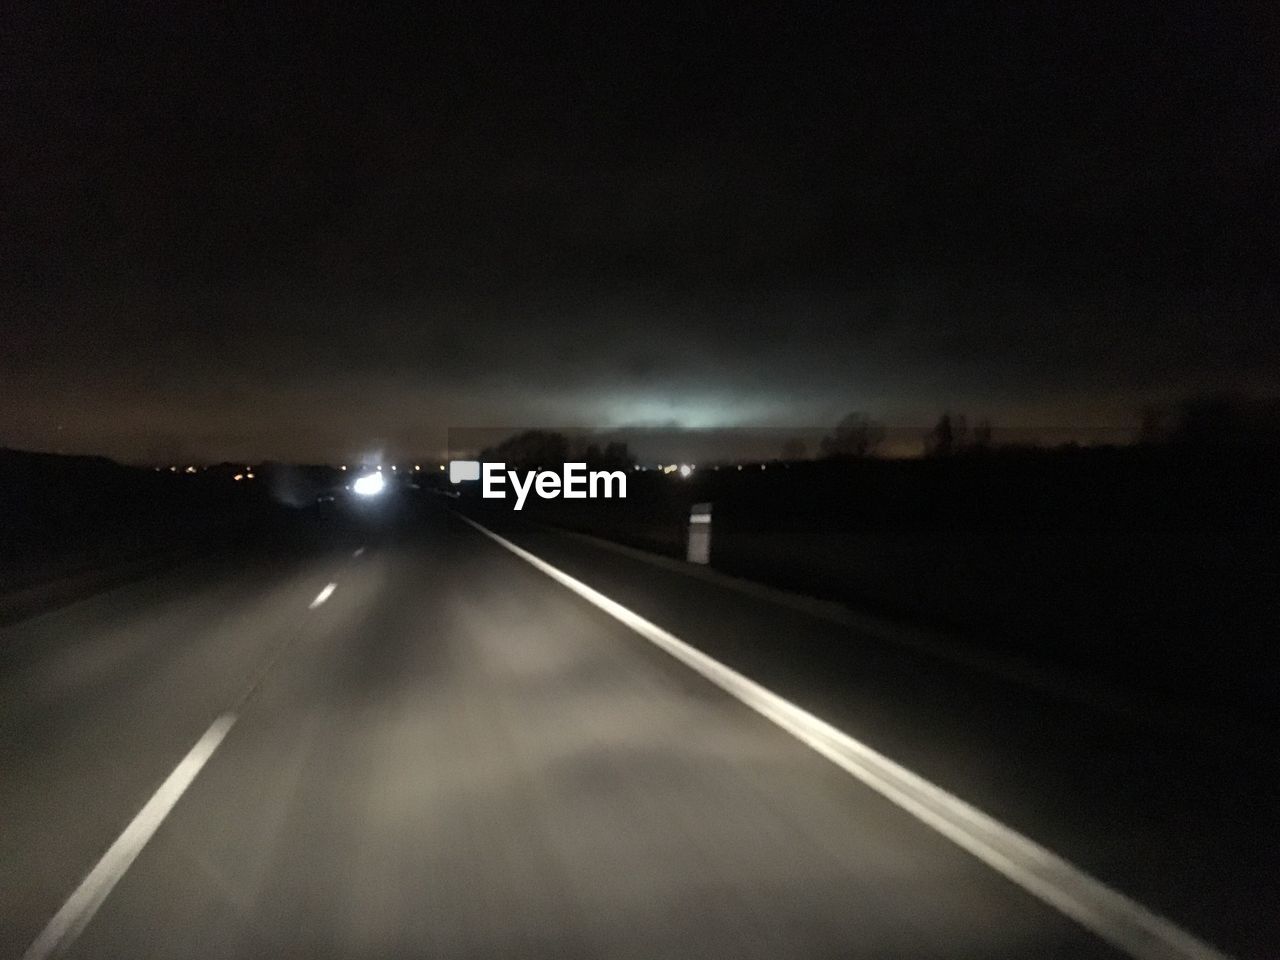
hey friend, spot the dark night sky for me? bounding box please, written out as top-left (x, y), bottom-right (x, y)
top-left (3, 2), bottom-right (1277, 462)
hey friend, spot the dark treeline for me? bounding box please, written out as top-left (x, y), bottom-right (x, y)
top-left (478, 432), bottom-right (635, 472)
top-left (811, 392), bottom-right (1280, 462)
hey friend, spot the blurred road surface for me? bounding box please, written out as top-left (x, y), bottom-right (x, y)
top-left (1, 496), bottom-right (1274, 958)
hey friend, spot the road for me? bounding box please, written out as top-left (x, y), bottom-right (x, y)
top-left (0, 495), bottom-right (1274, 958)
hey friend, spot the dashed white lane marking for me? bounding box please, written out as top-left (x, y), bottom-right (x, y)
top-left (458, 513), bottom-right (1234, 960)
top-left (21, 714), bottom-right (236, 960)
top-left (309, 582), bottom-right (337, 609)
top-left (352, 547), bottom-right (365, 558)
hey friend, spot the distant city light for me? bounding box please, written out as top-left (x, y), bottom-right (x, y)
top-left (184, 466), bottom-right (197, 474)
top-left (679, 464), bottom-right (692, 478)
top-left (233, 473), bottom-right (244, 481)
top-left (245, 472), bottom-right (255, 479)
top-left (414, 464), bottom-right (421, 471)
top-left (340, 465), bottom-right (347, 471)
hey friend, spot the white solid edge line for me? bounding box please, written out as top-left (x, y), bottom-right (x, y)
top-left (309, 582), bottom-right (337, 609)
top-left (21, 713), bottom-right (236, 960)
top-left (457, 514), bottom-right (1234, 960)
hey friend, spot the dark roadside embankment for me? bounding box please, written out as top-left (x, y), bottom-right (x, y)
top-left (458, 444), bottom-right (1280, 725)
top-left (0, 450), bottom-right (339, 624)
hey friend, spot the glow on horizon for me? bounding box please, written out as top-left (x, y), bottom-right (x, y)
top-left (593, 394), bottom-right (804, 429)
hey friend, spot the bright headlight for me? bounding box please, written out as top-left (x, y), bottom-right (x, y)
top-left (353, 472), bottom-right (386, 496)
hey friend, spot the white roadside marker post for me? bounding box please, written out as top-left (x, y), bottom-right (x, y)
top-left (687, 502), bottom-right (712, 564)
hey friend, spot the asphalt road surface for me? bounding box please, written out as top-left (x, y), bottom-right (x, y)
top-left (1, 495), bottom-right (1275, 959)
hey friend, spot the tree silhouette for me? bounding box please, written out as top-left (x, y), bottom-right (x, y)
top-left (972, 418), bottom-right (993, 450)
top-left (820, 413), bottom-right (885, 459)
top-left (581, 440), bottom-right (635, 469)
top-left (481, 430), bottom-right (570, 470)
top-left (925, 413), bottom-right (955, 456)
